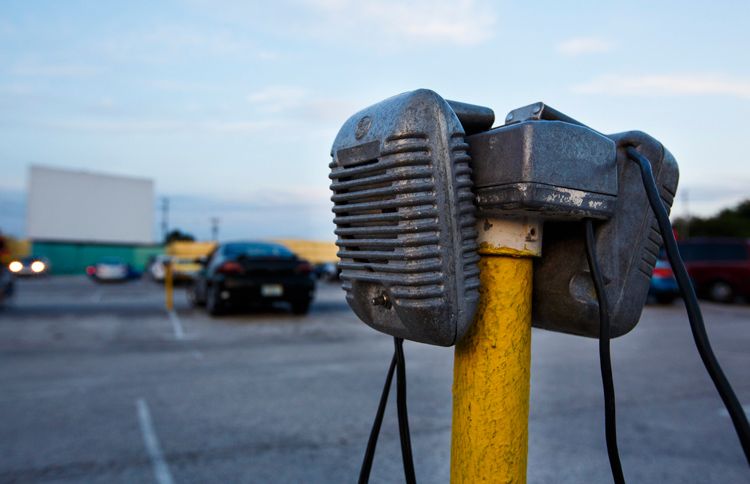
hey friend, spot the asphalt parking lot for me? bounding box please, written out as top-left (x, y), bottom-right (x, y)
top-left (0, 276), bottom-right (748, 483)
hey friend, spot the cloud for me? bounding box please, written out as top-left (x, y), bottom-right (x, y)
top-left (149, 79), bottom-right (219, 93)
top-left (678, 182), bottom-right (750, 203)
top-left (164, 190), bottom-right (334, 240)
top-left (170, 186), bottom-right (330, 211)
top-left (0, 188), bottom-right (25, 238)
top-left (41, 117), bottom-right (281, 134)
top-left (247, 86), bottom-right (308, 113)
top-left (0, 83), bottom-right (35, 95)
top-left (11, 82), bottom-right (355, 135)
top-left (671, 182), bottom-right (750, 218)
top-left (139, 26), bottom-right (248, 56)
top-left (298, 98), bottom-right (361, 124)
top-left (10, 62), bottom-right (99, 78)
top-left (572, 73), bottom-right (750, 99)
top-left (98, 25), bottom-right (273, 64)
top-left (0, 19), bottom-right (16, 36)
top-left (257, 50), bottom-right (280, 61)
top-left (303, 0), bottom-right (496, 46)
top-left (557, 37), bottom-right (612, 56)
top-left (246, 85), bottom-right (360, 125)
top-left (206, 120), bottom-right (282, 133)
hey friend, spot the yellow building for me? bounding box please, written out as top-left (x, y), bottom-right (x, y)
top-left (273, 239), bottom-right (338, 264)
top-left (1, 237), bottom-right (30, 265)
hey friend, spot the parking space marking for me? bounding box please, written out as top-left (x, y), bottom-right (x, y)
top-left (136, 398), bottom-right (175, 484)
top-left (167, 310), bottom-right (185, 340)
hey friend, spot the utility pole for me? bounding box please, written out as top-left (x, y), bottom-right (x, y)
top-left (161, 197), bottom-right (170, 242)
top-left (683, 189), bottom-right (690, 238)
top-left (211, 217), bottom-right (220, 241)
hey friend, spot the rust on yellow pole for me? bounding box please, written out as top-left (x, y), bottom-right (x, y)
top-left (451, 217), bottom-right (540, 484)
top-left (165, 260), bottom-right (174, 311)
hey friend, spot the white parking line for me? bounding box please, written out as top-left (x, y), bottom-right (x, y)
top-left (136, 398), bottom-right (175, 484)
top-left (167, 310), bottom-right (185, 340)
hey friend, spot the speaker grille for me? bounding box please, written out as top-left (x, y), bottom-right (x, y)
top-left (329, 89), bottom-right (483, 345)
top-left (330, 133), bottom-right (450, 305)
top-left (451, 134), bottom-right (481, 295)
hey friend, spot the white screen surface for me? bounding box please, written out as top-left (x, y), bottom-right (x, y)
top-left (27, 165), bottom-right (155, 244)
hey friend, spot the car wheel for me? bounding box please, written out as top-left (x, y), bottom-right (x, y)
top-left (187, 283), bottom-right (204, 307)
top-left (206, 285), bottom-right (226, 316)
top-left (290, 299), bottom-right (311, 315)
top-left (708, 280), bottom-right (735, 303)
top-left (655, 294), bottom-right (676, 304)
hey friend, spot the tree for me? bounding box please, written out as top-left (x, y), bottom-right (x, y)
top-left (164, 229), bottom-right (195, 244)
top-left (673, 199), bottom-right (750, 238)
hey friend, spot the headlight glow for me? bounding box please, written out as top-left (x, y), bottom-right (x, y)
top-left (8, 261), bottom-right (22, 273)
top-left (31, 261), bottom-right (46, 273)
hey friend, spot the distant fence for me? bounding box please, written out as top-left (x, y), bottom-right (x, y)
top-left (6, 238), bottom-right (337, 274)
top-left (30, 241), bottom-right (162, 275)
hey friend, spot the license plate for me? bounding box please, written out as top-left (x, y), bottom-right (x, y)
top-left (261, 284), bottom-right (283, 297)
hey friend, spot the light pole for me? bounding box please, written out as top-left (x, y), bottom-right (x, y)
top-left (211, 217), bottom-right (220, 241)
top-left (161, 197), bottom-right (169, 242)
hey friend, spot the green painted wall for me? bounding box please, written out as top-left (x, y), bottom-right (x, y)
top-left (32, 241), bottom-right (163, 275)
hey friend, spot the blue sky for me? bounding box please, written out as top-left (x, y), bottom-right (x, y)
top-left (1, 0), bottom-right (749, 241)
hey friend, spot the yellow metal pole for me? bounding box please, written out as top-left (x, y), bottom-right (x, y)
top-left (451, 218), bottom-right (540, 484)
top-left (165, 260), bottom-right (174, 311)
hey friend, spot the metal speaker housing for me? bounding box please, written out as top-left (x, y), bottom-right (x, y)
top-left (329, 89), bottom-right (481, 346)
top-left (532, 131), bottom-right (679, 338)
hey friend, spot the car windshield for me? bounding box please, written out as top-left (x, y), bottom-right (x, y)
top-left (222, 242), bottom-right (293, 258)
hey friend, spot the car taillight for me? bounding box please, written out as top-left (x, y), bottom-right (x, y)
top-left (295, 261), bottom-right (312, 275)
top-left (86, 266), bottom-right (96, 275)
top-left (218, 261), bottom-right (244, 274)
top-left (652, 266), bottom-right (673, 278)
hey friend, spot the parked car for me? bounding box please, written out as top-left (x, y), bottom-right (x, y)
top-left (0, 264), bottom-right (13, 306)
top-left (189, 241), bottom-right (315, 315)
top-left (149, 254), bottom-right (202, 283)
top-left (648, 258), bottom-right (679, 304)
top-left (7, 256), bottom-right (49, 276)
top-left (314, 262), bottom-right (340, 282)
top-left (86, 257), bottom-right (138, 282)
top-left (678, 238), bottom-right (750, 303)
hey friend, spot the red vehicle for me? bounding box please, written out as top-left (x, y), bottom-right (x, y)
top-left (678, 238), bottom-right (750, 303)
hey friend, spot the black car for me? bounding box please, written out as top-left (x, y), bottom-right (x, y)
top-left (8, 256), bottom-right (49, 276)
top-left (0, 264), bottom-right (14, 306)
top-left (189, 241), bottom-right (316, 315)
